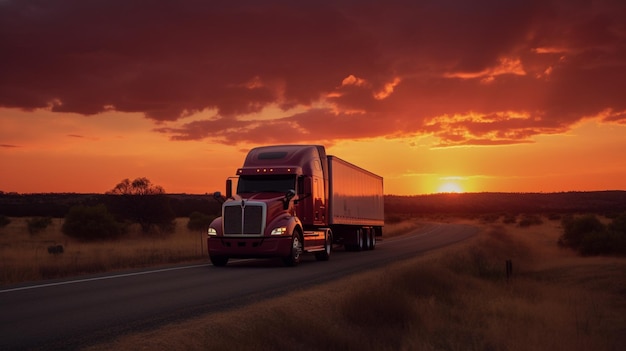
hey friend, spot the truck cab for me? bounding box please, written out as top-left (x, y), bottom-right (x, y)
top-left (207, 145), bottom-right (332, 266)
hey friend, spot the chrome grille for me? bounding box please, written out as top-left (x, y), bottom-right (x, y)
top-left (223, 202), bottom-right (265, 236)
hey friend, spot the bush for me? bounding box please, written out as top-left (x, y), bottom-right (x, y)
top-left (558, 214), bottom-right (626, 256)
top-left (0, 214), bottom-right (10, 228)
top-left (106, 194), bottom-right (176, 234)
top-left (559, 214), bottom-right (605, 249)
top-left (502, 213), bottom-right (517, 224)
top-left (609, 212), bottom-right (626, 233)
top-left (518, 214), bottom-right (543, 227)
top-left (187, 211), bottom-right (215, 232)
top-left (547, 213), bottom-right (561, 221)
top-left (579, 230), bottom-right (626, 256)
top-left (62, 204), bottom-right (124, 241)
top-left (27, 217), bottom-right (52, 235)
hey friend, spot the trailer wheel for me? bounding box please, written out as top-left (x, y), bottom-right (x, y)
top-left (210, 255), bottom-right (229, 267)
top-left (315, 230), bottom-right (332, 261)
top-left (357, 228), bottom-right (364, 251)
top-left (369, 231), bottom-right (376, 250)
top-left (283, 232), bottom-right (303, 267)
top-left (346, 228), bottom-right (363, 252)
top-left (363, 228), bottom-right (371, 250)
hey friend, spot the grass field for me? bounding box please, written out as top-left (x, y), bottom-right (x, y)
top-left (2, 215), bottom-right (625, 350)
top-left (79, 216), bottom-right (626, 351)
top-left (0, 216), bottom-right (419, 286)
top-left (0, 217), bottom-right (207, 285)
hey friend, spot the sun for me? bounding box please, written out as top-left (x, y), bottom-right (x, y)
top-left (437, 181), bottom-right (463, 193)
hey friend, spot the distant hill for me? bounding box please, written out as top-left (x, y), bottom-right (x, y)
top-left (385, 191), bottom-right (626, 216)
top-left (1, 191), bottom-right (624, 218)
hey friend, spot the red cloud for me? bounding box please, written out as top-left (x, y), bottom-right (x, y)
top-left (1, 0), bottom-right (625, 146)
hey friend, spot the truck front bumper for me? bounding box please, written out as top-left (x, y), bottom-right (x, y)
top-left (208, 236), bottom-right (292, 258)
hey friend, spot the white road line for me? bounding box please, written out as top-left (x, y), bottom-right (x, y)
top-left (0, 263), bottom-right (211, 294)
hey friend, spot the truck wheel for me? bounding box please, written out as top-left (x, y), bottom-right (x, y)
top-left (363, 229), bottom-right (371, 250)
top-left (315, 231), bottom-right (332, 261)
top-left (283, 233), bottom-right (303, 267)
top-left (356, 229), bottom-right (364, 251)
top-left (370, 232), bottom-right (376, 250)
top-left (346, 229), bottom-right (363, 252)
top-left (210, 255), bottom-right (229, 267)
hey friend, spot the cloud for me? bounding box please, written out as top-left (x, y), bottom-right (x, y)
top-left (1, 0), bottom-right (625, 146)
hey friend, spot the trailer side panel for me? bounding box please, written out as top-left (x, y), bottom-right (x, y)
top-left (327, 156), bottom-right (384, 226)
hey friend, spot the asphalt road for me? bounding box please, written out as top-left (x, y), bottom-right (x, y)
top-left (0, 223), bottom-right (477, 350)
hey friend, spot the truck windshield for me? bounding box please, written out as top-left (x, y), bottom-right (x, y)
top-left (237, 175), bottom-right (296, 194)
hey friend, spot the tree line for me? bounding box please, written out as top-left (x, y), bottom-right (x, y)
top-left (1, 178), bottom-right (221, 241)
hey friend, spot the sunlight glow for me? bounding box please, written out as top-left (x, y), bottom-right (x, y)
top-left (437, 181), bottom-right (464, 193)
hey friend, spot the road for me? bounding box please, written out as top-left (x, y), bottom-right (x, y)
top-left (0, 223), bottom-right (477, 350)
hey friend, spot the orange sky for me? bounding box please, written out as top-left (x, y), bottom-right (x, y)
top-left (1, 0), bottom-right (626, 195)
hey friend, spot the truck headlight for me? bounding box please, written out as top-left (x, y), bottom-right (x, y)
top-left (208, 227), bottom-right (217, 236)
top-left (271, 227), bottom-right (287, 235)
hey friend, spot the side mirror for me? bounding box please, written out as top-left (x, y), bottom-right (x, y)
top-left (225, 179), bottom-right (233, 199)
top-left (283, 189), bottom-right (296, 210)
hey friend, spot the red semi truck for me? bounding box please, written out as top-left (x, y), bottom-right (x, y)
top-left (207, 144), bottom-right (384, 266)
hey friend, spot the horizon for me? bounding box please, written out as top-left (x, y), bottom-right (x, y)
top-left (2, 1), bottom-right (626, 196)
top-left (2, 189), bottom-right (625, 197)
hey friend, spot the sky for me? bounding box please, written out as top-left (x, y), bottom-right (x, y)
top-left (1, 0), bottom-right (626, 195)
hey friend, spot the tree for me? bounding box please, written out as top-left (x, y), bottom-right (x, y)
top-left (106, 177), bottom-right (175, 233)
top-left (108, 177), bottom-right (165, 196)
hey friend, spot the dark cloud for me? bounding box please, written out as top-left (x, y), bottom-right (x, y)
top-left (1, 0), bottom-right (625, 146)
top-left (1, 144), bottom-right (20, 148)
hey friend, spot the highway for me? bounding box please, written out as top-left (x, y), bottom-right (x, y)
top-left (0, 223), bottom-right (477, 350)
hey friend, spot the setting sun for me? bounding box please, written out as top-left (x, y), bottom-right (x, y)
top-left (437, 181), bottom-right (464, 193)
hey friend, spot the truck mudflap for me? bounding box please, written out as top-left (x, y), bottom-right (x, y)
top-left (208, 236), bottom-right (293, 258)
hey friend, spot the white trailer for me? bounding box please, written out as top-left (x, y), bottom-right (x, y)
top-left (327, 155), bottom-right (384, 250)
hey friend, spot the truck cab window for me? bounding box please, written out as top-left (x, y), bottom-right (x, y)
top-left (237, 175), bottom-right (296, 194)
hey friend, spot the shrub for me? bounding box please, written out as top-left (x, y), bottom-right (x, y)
top-left (608, 212), bottom-right (626, 233)
top-left (559, 214), bottom-right (605, 249)
top-left (385, 214), bottom-right (407, 224)
top-left (547, 213), bottom-right (561, 221)
top-left (27, 217), bottom-right (52, 235)
top-left (187, 211), bottom-right (215, 232)
top-left (106, 194), bottom-right (176, 234)
top-left (62, 204), bottom-right (124, 241)
top-left (479, 213), bottom-right (500, 223)
top-left (518, 214), bottom-right (543, 227)
top-left (558, 214), bottom-right (626, 256)
top-left (0, 214), bottom-right (10, 227)
top-left (502, 213), bottom-right (517, 224)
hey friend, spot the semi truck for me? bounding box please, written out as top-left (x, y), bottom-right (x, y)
top-left (207, 144), bottom-right (384, 266)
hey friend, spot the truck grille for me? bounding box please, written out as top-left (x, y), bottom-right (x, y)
top-left (223, 202), bottom-right (266, 236)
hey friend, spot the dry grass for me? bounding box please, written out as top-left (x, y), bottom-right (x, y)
top-left (0, 217), bottom-right (206, 285)
top-left (0, 215), bottom-right (427, 286)
top-left (83, 216), bottom-right (626, 351)
top-left (383, 216), bottom-right (428, 238)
